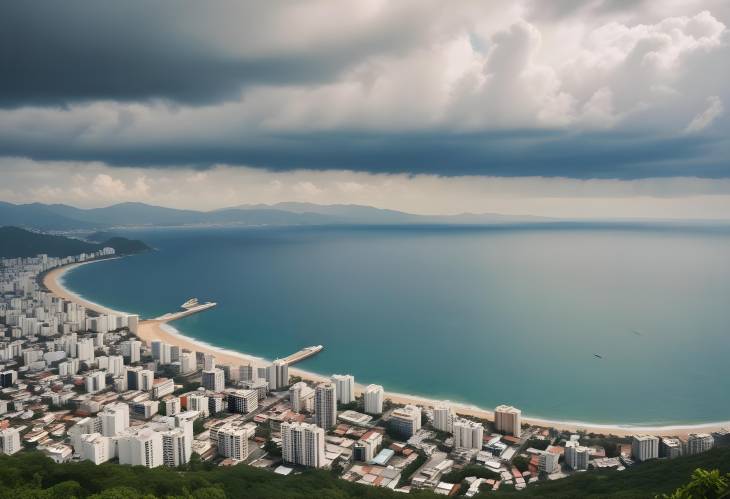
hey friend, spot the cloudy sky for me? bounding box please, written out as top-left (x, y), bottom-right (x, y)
top-left (1, 0), bottom-right (729, 218)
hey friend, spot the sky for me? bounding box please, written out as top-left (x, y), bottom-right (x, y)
top-left (1, 0), bottom-right (729, 218)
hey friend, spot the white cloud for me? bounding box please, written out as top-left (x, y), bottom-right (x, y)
top-left (1, 158), bottom-right (730, 220)
top-left (685, 95), bottom-right (724, 132)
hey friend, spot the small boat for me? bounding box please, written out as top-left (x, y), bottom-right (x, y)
top-left (631, 329), bottom-right (642, 336)
top-left (181, 298), bottom-right (199, 309)
top-left (593, 353), bottom-right (603, 359)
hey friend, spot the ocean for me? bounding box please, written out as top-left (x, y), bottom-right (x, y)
top-left (63, 224), bottom-right (730, 426)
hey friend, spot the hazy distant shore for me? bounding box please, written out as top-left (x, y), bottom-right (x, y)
top-left (43, 258), bottom-right (730, 439)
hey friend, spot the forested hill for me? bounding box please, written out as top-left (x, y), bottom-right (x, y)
top-left (0, 447), bottom-right (729, 498)
top-left (0, 226), bottom-right (150, 258)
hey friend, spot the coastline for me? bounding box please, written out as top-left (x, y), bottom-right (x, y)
top-left (43, 259), bottom-right (730, 439)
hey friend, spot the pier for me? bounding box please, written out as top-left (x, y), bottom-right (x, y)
top-left (154, 302), bottom-right (217, 322)
top-left (282, 345), bottom-right (324, 365)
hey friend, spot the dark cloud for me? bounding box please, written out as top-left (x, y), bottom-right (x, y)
top-left (0, 1), bottom-right (428, 107)
top-left (1, 125), bottom-right (727, 179)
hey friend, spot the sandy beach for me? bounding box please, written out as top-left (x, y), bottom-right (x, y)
top-left (43, 259), bottom-right (730, 439)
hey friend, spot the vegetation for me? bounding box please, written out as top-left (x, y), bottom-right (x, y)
top-left (512, 455), bottom-right (530, 473)
top-left (491, 447), bottom-right (730, 498)
top-left (525, 438), bottom-right (550, 451)
top-left (0, 452), bottom-right (438, 499)
top-left (397, 450), bottom-right (428, 487)
top-left (0, 226), bottom-right (150, 258)
top-left (659, 468), bottom-right (730, 499)
top-left (442, 465), bottom-right (500, 484)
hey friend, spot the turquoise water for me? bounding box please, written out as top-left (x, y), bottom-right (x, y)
top-left (64, 224), bottom-right (730, 425)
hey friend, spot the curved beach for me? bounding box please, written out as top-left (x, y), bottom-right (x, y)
top-left (44, 259), bottom-right (730, 439)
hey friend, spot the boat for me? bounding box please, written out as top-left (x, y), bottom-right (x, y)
top-left (181, 298), bottom-right (199, 309)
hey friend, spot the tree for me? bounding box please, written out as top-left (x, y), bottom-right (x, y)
top-left (659, 469), bottom-right (729, 499)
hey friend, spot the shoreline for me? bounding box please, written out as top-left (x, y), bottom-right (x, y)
top-left (43, 259), bottom-right (730, 439)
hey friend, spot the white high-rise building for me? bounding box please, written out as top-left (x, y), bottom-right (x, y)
top-left (332, 374), bottom-right (355, 404)
top-left (433, 403), bottom-right (454, 432)
top-left (289, 381), bottom-right (315, 413)
top-left (78, 433), bottom-right (112, 464)
top-left (152, 341), bottom-right (172, 365)
top-left (161, 427), bottom-right (191, 466)
top-left (76, 338), bottom-right (95, 363)
top-left (452, 418), bottom-right (484, 449)
top-left (121, 340), bottom-right (141, 363)
top-left (202, 368), bottom-right (225, 392)
top-left (179, 352), bottom-right (195, 374)
top-left (390, 405), bottom-right (422, 438)
top-left (314, 382), bottom-right (337, 430)
top-left (217, 425), bottom-right (249, 461)
top-left (265, 360), bottom-right (289, 391)
top-left (203, 354), bottom-right (216, 371)
top-left (227, 389), bottom-right (259, 414)
top-left (186, 393), bottom-right (209, 417)
top-left (85, 370), bottom-right (107, 393)
top-left (494, 405), bottom-right (521, 437)
top-left (163, 397), bottom-right (182, 417)
top-left (353, 430), bottom-right (382, 462)
top-left (118, 428), bottom-right (163, 468)
top-left (281, 422), bottom-right (325, 468)
top-left (99, 402), bottom-right (130, 437)
top-left (687, 433), bottom-right (714, 455)
top-left (539, 450), bottom-right (560, 473)
top-left (661, 437), bottom-right (683, 459)
top-left (565, 440), bottom-right (589, 470)
top-left (363, 384), bottom-right (384, 415)
top-left (0, 427), bottom-right (22, 455)
top-left (98, 355), bottom-right (124, 376)
top-left (632, 435), bottom-right (659, 462)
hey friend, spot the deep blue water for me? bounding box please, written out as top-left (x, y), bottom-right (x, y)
top-left (64, 224), bottom-right (730, 425)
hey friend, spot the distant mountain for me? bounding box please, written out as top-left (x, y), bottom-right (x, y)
top-left (0, 226), bottom-right (151, 258)
top-left (0, 200), bottom-right (551, 231)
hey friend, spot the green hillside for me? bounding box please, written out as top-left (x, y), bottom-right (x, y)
top-left (0, 226), bottom-right (150, 258)
top-left (0, 447), bottom-right (728, 498)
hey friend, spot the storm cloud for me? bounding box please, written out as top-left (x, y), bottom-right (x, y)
top-left (1, 0), bottom-right (729, 179)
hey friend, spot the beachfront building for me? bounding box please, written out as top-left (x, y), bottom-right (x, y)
top-left (332, 374), bottom-right (355, 405)
top-left (179, 352), bottom-right (196, 374)
top-left (660, 437), bottom-right (682, 458)
top-left (390, 405), bottom-right (421, 438)
top-left (364, 384), bottom-right (384, 415)
top-left (452, 418), bottom-right (484, 450)
top-left (433, 403), bottom-right (454, 432)
top-left (289, 381), bottom-right (315, 413)
top-left (687, 433), bottom-right (714, 455)
top-left (314, 382), bottom-right (337, 430)
top-left (632, 435), bottom-right (660, 462)
top-left (565, 440), bottom-right (590, 470)
top-left (202, 367), bottom-right (225, 392)
top-left (264, 359), bottom-right (289, 391)
top-left (216, 425), bottom-right (249, 461)
top-left (0, 427), bottom-right (22, 455)
top-left (494, 404), bottom-right (522, 438)
top-left (226, 389), bottom-right (259, 414)
top-left (281, 422), bottom-right (326, 468)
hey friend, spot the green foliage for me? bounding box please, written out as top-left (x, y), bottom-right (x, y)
top-left (192, 418), bottom-right (206, 435)
top-left (526, 438), bottom-right (550, 451)
top-left (0, 452), bottom-right (439, 499)
top-left (658, 468), bottom-right (730, 499)
top-left (397, 450), bottom-right (427, 487)
top-left (512, 455), bottom-right (530, 473)
top-left (492, 447), bottom-right (730, 498)
top-left (442, 465), bottom-right (500, 484)
top-left (0, 226), bottom-right (150, 258)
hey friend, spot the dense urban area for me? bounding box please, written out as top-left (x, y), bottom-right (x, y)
top-left (1, 249), bottom-right (729, 498)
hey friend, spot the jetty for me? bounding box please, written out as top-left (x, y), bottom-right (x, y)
top-left (282, 345), bottom-right (324, 365)
top-left (154, 299), bottom-right (217, 322)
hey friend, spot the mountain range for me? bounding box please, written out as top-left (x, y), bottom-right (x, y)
top-left (0, 201), bottom-right (549, 231)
